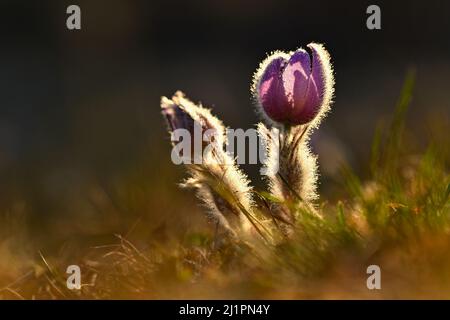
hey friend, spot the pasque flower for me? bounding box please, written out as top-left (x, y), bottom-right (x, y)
top-left (161, 92), bottom-right (255, 238)
top-left (161, 44), bottom-right (335, 239)
top-left (252, 43), bottom-right (334, 126)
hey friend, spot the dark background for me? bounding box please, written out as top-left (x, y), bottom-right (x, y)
top-left (0, 0), bottom-right (448, 244)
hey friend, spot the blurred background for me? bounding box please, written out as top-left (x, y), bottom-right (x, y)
top-left (0, 0), bottom-right (448, 277)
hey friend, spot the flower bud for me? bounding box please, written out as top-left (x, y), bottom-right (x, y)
top-left (161, 95), bottom-right (195, 134)
top-left (161, 91), bottom-right (225, 149)
top-left (160, 91), bottom-right (254, 237)
top-left (252, 43), bottom-right (334, 126)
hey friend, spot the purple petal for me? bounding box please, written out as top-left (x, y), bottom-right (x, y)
top-left (291, 78), bottom-right (321, 124)
top-left (307, 43), bottom-right (327, 103)
top-left (258, 56), bottom-right (291, 122)
top-left (282, 49), bottom-right (311, 109)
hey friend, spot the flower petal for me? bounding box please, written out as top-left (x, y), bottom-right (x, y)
top-left (282, 48), bottom-right (311, 110)
top-left (307, 43), bottom-right (331, 104)
top-left (291, 77), bottom-right (321, 124)
top-left (257, 55), bottom-right (291, 122)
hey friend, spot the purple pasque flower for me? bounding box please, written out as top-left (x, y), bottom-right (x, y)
top-left (253, 43), bottom-right (334, 126)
